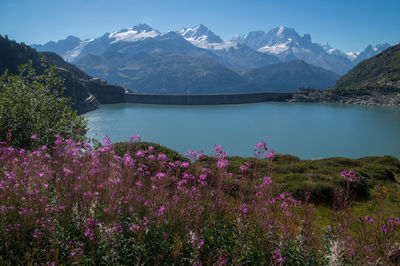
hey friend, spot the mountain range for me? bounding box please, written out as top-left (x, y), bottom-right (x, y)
top-left (76, 49), bottom-right (339, 94)
top-left (32, 24), bottom-right (392, 75)
top-left (30, 24), bottom-right (368, 94)
top-left (2, 28), bottom-right (398, 116)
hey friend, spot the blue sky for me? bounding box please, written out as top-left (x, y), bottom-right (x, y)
top-left (1, 0), bottom-right (399, 52)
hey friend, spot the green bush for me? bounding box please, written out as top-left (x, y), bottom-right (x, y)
top-left (112, 141), bottom-right (188, 162)
top-left (0, 60), bottom-right (87, 149)
top-left (360, 163), bottom-right (396, 182)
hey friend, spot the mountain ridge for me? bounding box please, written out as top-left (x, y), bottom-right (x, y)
top-left (31, 23), bottom-right (394, 76)
top-left (75, 49), bottom-right (339, 94)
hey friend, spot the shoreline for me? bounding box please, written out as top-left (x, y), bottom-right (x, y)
top-left (78, 90), bottom-right (400, 114)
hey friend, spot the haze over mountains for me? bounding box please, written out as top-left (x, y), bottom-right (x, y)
top-left (29, 24), bottom-right (392, 94)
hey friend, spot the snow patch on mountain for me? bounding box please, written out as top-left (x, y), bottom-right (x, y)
top-left (258, 43), bottom-right (290, 54)
top-left (109, 27), bottom-right (160, 44)
top-left (64, 39), bottom-right (93, 62)
top-left (178, 24), bottom-right (223, 43)
top-left (320, 43), bottom-right (346, 57)
top-left (186, 38), bottom-right (238, 51)
top-left (178, 24), bottom-right (237, 51)
top-left (345, 51), bottom-right (360, 61)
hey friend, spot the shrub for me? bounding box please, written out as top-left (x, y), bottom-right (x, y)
top-left (112, 141), bottom-right (188, 162)
top-left (0, 60), bottom-right (87, 149)
top-left (360, 163), bottom-right (396, 182)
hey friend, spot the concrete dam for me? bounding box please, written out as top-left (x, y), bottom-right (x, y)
top-left (123, 92), bottom-right (293, 105)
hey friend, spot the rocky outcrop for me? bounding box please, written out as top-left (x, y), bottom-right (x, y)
top-left (84, 78), bottom-right (126, 104)
top-left (290, 89), bottom-right (400, 107)
top-left (75, 94), bottom-right (101, 115)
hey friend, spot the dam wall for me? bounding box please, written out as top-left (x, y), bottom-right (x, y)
top-left (123, 92), bottom-right (293, 105)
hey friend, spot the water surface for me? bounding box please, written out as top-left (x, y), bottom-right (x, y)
top-left (84, 102), bottom-right (400, 159)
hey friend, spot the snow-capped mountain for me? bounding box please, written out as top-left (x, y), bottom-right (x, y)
top-left (235, 26), bottom-right (304, 52)
top-left (31, 23), bottom-right (392, 75)
top-left (345, 51), bottom-right (360, 61)
top-left (33, 24), bottom-right (162, 62)
top-left (179, 24), bottom-right (223, 44)
top-left (352, 43), bottom-right (391, 64)
top-left (320, 43), bottom-right (347, 57)
top-left (178, 24), bottom-right (239, 51)
top-left (108, 24), bottom-right (160, 43)
top-left (234, 26), bottom-right (354, 74)
top-left (63, 38), bottom-right (93, 62)
top-left (28, 23), bottom-right (343, 93)
top-left (31, 35), bottom-right (82, 60)
top-left (33, 24), bottom-right (218, 62)
top-left (177, 24), bottom-right (280, 69)
top-left (320, 42), bottom-right (391, 64)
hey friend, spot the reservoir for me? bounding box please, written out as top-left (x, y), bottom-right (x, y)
top-left (84, 102), bottom-right (400, 159)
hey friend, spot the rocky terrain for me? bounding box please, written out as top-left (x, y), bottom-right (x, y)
top-left (290, 88), bottom-right (400, 107)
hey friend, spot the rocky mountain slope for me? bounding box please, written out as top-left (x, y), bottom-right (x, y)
top-left (76, 50), bottom-right (339, 94)
top-left (244, 60), bottom-right (339, 92)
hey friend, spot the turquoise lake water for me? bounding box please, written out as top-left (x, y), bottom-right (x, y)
top-left (84, 102), bottom-right (400, 159)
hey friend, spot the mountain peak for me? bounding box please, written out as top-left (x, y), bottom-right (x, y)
top-left (132, 23), bottom-right (155, 32)
top-left (319, 42), bottom-right (346, 57)
top-left (108, 24), bottom-right (160, 43)
top-left (65, 35), bottom-right (81, 42)
top-left (178, 24), bottom-right (223, 43)
top-left (194, 24), bottom-right (208, 31)
top-left (375, 43), bottom-right (391, 50)
top-left (352, 43), bottom-right (392, 64)
top-left (303, 33), bottom-right (312, 42)
top-left (268, 26), bottom-right (301, 40)
top-left (277, 25), bottom-right (287, 35)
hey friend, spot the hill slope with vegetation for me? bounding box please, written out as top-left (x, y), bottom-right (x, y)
top-left (334, 43), bottom-right (400, 94)
top-left (291, 43), bottom-right (400, 106)
top-left (0, 35), bottom-right (125, 114)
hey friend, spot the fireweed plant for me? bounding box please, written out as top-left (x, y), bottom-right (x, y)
top-left (0, 136), bottom-right (399, 265)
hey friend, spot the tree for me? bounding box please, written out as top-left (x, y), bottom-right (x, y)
top-left (0, 59), bottom-right (87, 149)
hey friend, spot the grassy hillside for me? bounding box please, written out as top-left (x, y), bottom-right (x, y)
top-left (291, 44), bottom-right (400, 106)
top-left (334, 43), bottom-right (400, 95)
